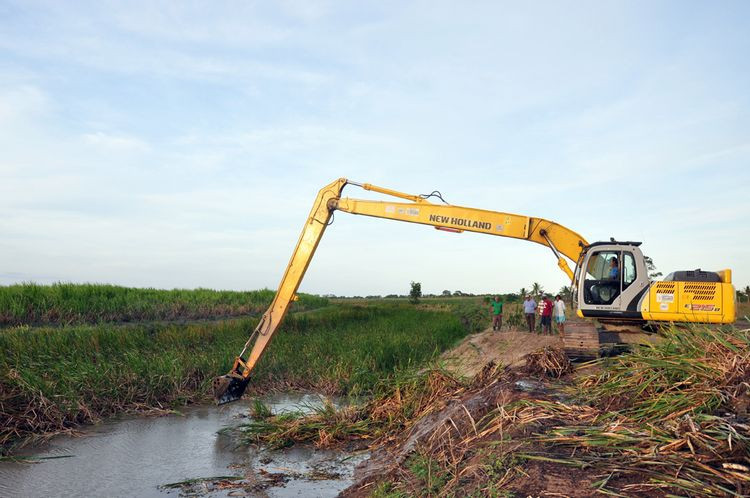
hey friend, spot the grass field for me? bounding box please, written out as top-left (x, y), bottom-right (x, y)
top-left (0, 288), bottom-right (479, 453)
top-left (737, 300), bottom-right (750, 322)
top-left (0, 283), bottom-right (328, 327)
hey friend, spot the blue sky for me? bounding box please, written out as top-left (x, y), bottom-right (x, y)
top-left (1, 1), bottom-right (748, 296)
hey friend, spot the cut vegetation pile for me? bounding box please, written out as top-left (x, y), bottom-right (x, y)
top-left (1, 296), bottom-right (472, 454)
top-left (239, 326), bottom-right (750, 496)
top-left (522, 345), bottom-right (572, 378)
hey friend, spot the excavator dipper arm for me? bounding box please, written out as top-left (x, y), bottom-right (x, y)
top-left (212, 178), bottom-right (348, 404)
top-left (213, 178), bottom-right (588, 403)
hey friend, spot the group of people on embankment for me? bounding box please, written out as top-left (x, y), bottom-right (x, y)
top-left (489, 294), bottom-right (566, 336)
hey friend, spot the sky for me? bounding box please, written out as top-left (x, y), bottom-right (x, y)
top-left (1, 1), bottom-right (749, 296)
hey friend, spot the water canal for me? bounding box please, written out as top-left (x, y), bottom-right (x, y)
top-left (0, 394), bottom-right (366, 497)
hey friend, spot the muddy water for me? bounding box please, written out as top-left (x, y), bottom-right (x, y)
top-left (0, 394), bottom-right (367, 498)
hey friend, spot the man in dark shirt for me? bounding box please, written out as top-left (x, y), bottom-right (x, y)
top-left (540, 294), bottom-right (554, 335)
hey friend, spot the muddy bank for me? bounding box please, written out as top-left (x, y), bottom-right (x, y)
top-left (236, 325), bottom-right (748, 496)
top-left (339, 326), bottom-right (749, 496)
top-left (0, 393), bottom-right (366, 498)
top-left (339, 365), bottom-right (570, 496)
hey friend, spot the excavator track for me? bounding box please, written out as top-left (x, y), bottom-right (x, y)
top-left (562, 321), bottom-right (600, 360)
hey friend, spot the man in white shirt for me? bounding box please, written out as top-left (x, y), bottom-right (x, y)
top-left (553, 294), bottom-right (566, 336)
top-left (522, 295), bottom-right (537, 333)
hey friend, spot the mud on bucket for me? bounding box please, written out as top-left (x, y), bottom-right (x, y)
top-left (213, 375), bottom-right (250, 405)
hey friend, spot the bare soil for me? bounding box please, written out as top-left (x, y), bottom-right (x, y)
top-left (441, 327), bottom-right (563, 378)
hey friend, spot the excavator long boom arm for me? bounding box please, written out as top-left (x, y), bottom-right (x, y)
top-left (213, 178), bottom-right (588, 403)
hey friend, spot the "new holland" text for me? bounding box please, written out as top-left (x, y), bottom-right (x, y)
top-left (428, 214), bottom-right (491, 230)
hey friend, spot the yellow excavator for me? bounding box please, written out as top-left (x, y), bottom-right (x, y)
top-left (213, 178), bottom-right (737, 404)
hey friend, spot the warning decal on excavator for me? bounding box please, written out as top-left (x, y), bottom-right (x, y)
top-left (656, 293), bottom-right (674, 303)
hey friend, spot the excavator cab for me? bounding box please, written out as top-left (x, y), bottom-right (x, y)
top-left (574, 241), bottom-right (651, 322)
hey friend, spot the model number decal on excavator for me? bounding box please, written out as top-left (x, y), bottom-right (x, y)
top-left (686, 304), bottom-right (716, 312)
top-left (386, 205), bottom-right (420, 216)
top-left (428, 214), bottom-right (491, 230)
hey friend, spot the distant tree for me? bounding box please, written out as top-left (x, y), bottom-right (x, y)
top-left (385, 294), bottom-right (398, 298)
top-left (559, 285), bottom-right (572, 300)
top-left (452, 290), bottom-right (463, 297)
top-left (744, 286), bottom-right (750, 302)
top-left (644, 256), bottom-right (663, 280)
top-left (442, 289), bottom-right (452, 297)
top-left (531, 282), bottom-right (544, 297)
top-left (409, 281), bottom-right (422, 304)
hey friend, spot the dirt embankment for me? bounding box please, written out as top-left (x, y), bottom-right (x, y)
top-left (340, 324), bottom-right (749, 496)
top-left (340, 327), bottom-right (588, 496)
top-left (440, 328), bottom-right (562, 378)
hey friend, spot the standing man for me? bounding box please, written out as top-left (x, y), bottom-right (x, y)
top-left (553, 294), bottom-right (566, 336)
top-left (523, 294), bottom-right (537, 333)
top-left (540, 294), bottom-right (554, 335)
top-left (490, 296), bottom-right (503, 331)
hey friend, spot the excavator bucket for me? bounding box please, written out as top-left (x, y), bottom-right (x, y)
top-left (212, 374), bottom-right (250, 405)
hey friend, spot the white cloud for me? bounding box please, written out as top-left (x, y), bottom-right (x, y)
top-left (82, 131), bottom-right (151, 152)
top-left (0, 85), bottom-right (49, 124)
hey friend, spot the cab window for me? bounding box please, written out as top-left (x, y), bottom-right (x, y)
top-left (586, 251), bottom-right (619, 280)
top-left (584, 251), bottom-right (621, 305)
top-left (623, 252), bottom-right (636, 290)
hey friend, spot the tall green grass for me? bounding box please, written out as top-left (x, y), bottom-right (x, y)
top-left (0, 303), bottom-right (469, 452)
top-left (0, 283), bottom-right (328, 327)
top-left (251, 304), bottom-right (468, 393)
